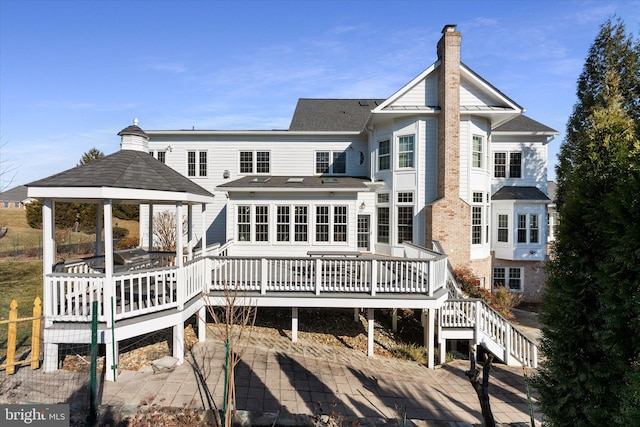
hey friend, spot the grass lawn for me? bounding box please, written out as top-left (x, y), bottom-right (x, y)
top-left (0, 260), bottom-right (43, 358)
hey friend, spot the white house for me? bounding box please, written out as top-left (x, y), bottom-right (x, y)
top-left (141, 24), bottom-right (557, 301)
top-left (27, 25), bottom-right (549, 380)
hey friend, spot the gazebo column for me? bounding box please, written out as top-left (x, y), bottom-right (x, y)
top-left (147, 204), bottom-right (154, 251)
top-left (187, 204), bottom-right (193, 261)
top-left (173, 202), bottom-right (185, 363)
top-left (200, 203), bottom-right (207, 255)
top-left (102, 200), bottom-right (118, 382)
top-left (198, 203), bottom-right (208, 343)
top-left (95, 205), bottom-right (103, 256)
top-left (42, 199), bottom-right (57, 371)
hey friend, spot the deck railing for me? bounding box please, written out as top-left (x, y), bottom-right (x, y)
top-left (44, 249), bottom-right (449, 323)
top-left (440, 299), bottom-right (538, 368)
top-left (209, 255), bottom-right (448, 296)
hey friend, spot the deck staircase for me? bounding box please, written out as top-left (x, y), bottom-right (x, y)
top-left (427, 242), bottom-right (539, 368)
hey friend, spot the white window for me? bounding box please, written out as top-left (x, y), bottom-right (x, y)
top-left (316, 206), bottom-right (329, 242)
top-left (315, 151), bottom-right (346, 175)
top-left (377, 193), bottom-right (390, 244)
top-left (517, 213), bottom-right (540, 244)
top-left (152, 150), bottom-right (166, 164)
top-left (497, 214), bottom-right (509, 243)
top-left (294, 206), bottom-right (308, 242)
top-left (398, 135), bottom-right (414, 168)
top-left (237, 205), bottom-right (251, 242)
top-left (378, 139), bottom-right (390, 171)
top-left (187, 150), bottom-right (207, 177)
top-left (333, 206), bottom-right (347, 242)
top-left (239, 151), bottom-right (270, 174)
top-left (397, 192), bottom-right (414, 244)
top-left (276, 206), bottom-right (290, 242)
top-left (493, 267), bottom-right (523, 292)
top-left (255, 206), bottom-right (269, 242)
top-left (472, 192), bottom-right (483, 245)
top-left (472, 135), bottom-right (483, 169)
top-left (494, 152), bottom-right (522, 178)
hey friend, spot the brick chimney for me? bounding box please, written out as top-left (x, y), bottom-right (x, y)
top-left (425, 25), bottom-right (471, 269)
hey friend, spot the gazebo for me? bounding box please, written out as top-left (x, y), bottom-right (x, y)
top-left (27, 121), bottom-right (216, 381)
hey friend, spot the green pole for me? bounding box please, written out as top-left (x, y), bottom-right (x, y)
top-left (524, 372), bottom-right (536, 426)
top-left (89, 300), bottom-right (98, 425)
top-left (222, 340), bottom-right (230, 426)
top-left (110, 297), bottom-right (117, 382)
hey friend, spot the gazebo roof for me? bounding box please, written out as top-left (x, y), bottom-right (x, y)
top-left (27, 149), bottom-right (215, 204)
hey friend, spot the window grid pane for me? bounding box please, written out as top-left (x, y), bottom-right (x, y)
top-left (157, 151), bottom-right (166, 164)
top-left (240, 152), bottom-right (253, 173)
top-left (498, 214), bottom-right (509, 242)
top-left (333, 206), bottom-right (347, 242)
top-left (530, 214), bottom-right (539, 243)
top-left (294, 206), bottom-right (308, 242)
top-left (379, 140), bottom-right (390, 170)
top-left (255, 206), bottom-right (269, 242)
top-left (493, 268), bottom-right (506, 288)
top-left (397, 192), bottom-right (413, 203)
top-left (377, 207), bottom-right (389, 244)
top-left (237, 206), bottom-right (251, 242)
top-left (494, 152), bottom-right (506, 178)
top-left (256, 151), bottom-right (270, 173)
top-left (277, 206), bottom-right (290, 242)
top-left (398, 136), bottom-right (414, 168)
top-left (508, 269), bottom-right (522, 290)
top-left (316, 206), bottom-right (329, 242)
top-left (397, 206), bottom-right (413, 244)
top-left (333, 151), bottom-right (346, 174)
top-left (509, 152), bottom-right (522, 178)
top-left (517, 214), bottom-right (527, 243)
top-left (472, 136), bottom-right (483, 168)
top-left (316, 152), bottom-right (330, 174)
top-left (187, 151), bottom-right (196, 176)
top-left (199, 151), bottom-right (207, 176)
top-left (472, 206), bottom-right (482, 244)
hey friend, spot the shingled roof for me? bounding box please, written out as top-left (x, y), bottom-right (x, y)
top-left (289, 99), bottom-right (385, 132)
top-left (492, 186), bottom-right (550, 201)
top-left (27, 150), bottom-right (213, 199)
top-left (493, 115), bottom-right (558, 133)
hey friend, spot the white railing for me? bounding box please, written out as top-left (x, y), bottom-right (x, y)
top-left (209, 255), bottom-right (448, 296)
top-left (113, 267), bottom-right (179, 320)
top-left (440, 299), bottom-right (538, 368)
top-left (45, 273), bottom-right (106, 322)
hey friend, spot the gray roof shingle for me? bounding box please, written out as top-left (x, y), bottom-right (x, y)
top-left (0, 185), bottom-right (29, 202)
top-left (289, 99), bottom-right (385, 132)
top-left (27, 150), bottom-right (213, 198)
top-left (492, 186), bottom-right (550, 201)
top-left (219, 175), bottom-right (370, 191)
top-left (493, 115), bottom-right (558, 133)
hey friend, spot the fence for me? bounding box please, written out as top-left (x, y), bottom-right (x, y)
top-left (0, 297), bottom-right (42, 374)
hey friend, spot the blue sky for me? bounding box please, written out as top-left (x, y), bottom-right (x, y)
top-left (1, 0), bottom-right (639, 187)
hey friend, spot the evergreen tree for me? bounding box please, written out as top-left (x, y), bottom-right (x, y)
top-left (536, 18), bottom-right (640, 426)
top-left (78, 147), bottom-right (104, 166)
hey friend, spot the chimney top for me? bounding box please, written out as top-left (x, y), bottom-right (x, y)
top-left (441, 24), bottom-right (457, 33)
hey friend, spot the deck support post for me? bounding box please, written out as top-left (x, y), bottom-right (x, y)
top-left (43, 342), bottom-right (58, 373)
top-left (423, 309), bottom-right (435, 369)
top-left (173, 322), bottom-right (184, 364)
top-left (291, 307), bottom-right (299, 343)
top-left (392, 308), bottom-right (398, 332)
top-left (354, 308), bottom-right (359, 322)
top-left (198, 305), bottom-right (207, 342)
top-left (367, 308), bottom-right (374, 357)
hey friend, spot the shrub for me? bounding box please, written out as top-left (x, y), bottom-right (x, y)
top-left (115, 236), bottom-right (139, 250)
top-left (453, 266), bottom-right (521, 319)
top-left (112, 226), bottom-right (129, 239)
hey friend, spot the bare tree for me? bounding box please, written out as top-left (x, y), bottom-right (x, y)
top-left (206, 286), bottom-right (256, 427)
top-left (152, 210), bottom-right (187, 252)
top-left (0, 139), bottom-right (19, 192)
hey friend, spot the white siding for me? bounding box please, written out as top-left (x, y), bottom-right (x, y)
top-left (460, 78), bottom-right (501, 107)
top-left (491, 135), bottom-right (548, 194)
top-left (390, 73), bottom-right (438, 107)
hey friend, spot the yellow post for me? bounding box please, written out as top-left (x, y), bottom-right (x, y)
top-left (7, 300), bottom-right (18, 375)
top-left (31, 297), bottom-right (42, 369)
